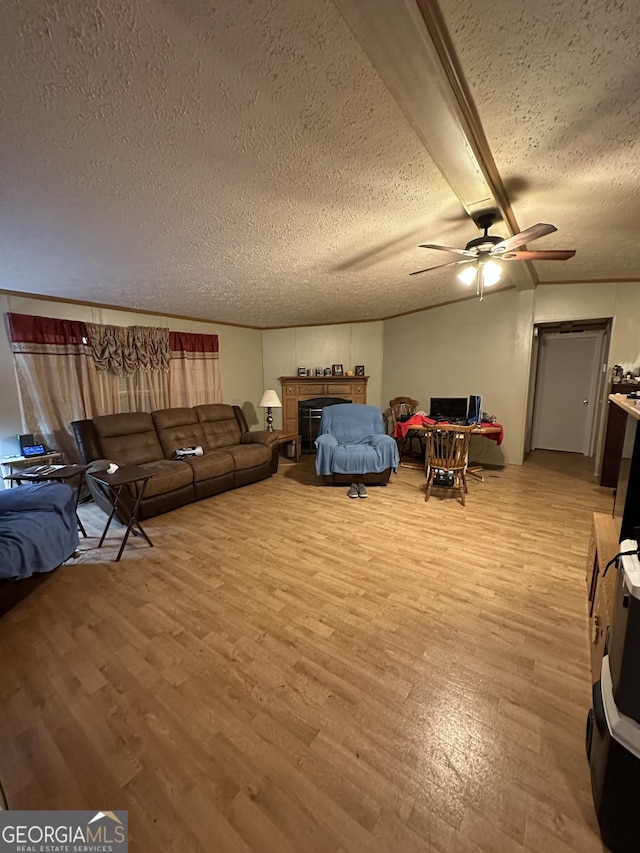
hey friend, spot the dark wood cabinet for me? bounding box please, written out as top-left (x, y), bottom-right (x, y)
top-left (600, 382), bottom-right (640, 487)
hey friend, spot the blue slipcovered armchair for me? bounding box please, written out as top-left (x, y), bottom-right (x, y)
top-left (315, 403), bottom-right (400, 485)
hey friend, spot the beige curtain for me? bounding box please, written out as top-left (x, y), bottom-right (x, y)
top-left (7, 315), bottom-right (221, 460)
top-left (7, 314), bottom-right (99, 460)
top-left (169, 331), bottom-right (222, 407)
top-left (86, 323), bottom-right (171, 375)
top-left (86, 322), bottom-right (171, 412)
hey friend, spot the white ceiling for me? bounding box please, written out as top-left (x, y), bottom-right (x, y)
top-left (2, 0), bottom-right (639, 328)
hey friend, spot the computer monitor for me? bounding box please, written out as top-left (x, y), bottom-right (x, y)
top-left (467, 395), bottom-right (482, 424)
top-left (429, 397), bottom-right (468, 421)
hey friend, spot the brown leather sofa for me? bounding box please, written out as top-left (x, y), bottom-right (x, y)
top-left (72, 404), bottom-right (279, 519)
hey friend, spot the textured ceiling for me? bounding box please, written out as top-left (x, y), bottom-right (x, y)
top-left (1, 0), bottom-right (639, 328)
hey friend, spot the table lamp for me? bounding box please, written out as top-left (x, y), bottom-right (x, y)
top-left (258, 389), bottom-right (282, 431)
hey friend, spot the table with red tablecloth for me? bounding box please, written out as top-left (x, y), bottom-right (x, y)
top-left (393, 414), bottom-right (504, 445)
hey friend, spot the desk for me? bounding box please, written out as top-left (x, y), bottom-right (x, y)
top-left (88, 465), bottom-right (155, 562)
top-left (4, 464), bottom-right (89, 537)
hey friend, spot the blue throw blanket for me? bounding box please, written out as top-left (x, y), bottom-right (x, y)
top-left (0, 482), bottom-right (79, 580)
top-left (315, 404), bottom-right (400, 476)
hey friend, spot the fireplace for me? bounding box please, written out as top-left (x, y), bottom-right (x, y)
top-left (298, 397), bottom-right (351, 452)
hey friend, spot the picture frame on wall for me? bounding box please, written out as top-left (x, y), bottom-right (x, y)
top-left (354, 365), bottom-right (365, 376)
top-left (332, 364), bottom-right (343, 376)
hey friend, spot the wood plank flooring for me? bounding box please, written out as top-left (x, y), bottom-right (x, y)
top-left (0, 451), bottom-right (612, 852)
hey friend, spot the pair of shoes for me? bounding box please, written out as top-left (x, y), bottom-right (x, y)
top-left (348, 483), bottom-right (368, 498)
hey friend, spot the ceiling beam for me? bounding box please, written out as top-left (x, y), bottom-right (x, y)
top-left (333, 0), bottom-right (537, 290)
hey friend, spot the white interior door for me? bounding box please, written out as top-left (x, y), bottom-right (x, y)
top-left (531, 331), bottom-right (604, 454)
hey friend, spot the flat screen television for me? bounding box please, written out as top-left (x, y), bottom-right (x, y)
top-left (613, 411), bottom-right (640, 542)
top-left (429, 397), bottom-right (468, 421)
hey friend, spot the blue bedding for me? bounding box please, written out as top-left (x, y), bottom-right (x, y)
top-left (0, 482), bottom-right (79, 580)
top-left (315, 404), bottom-right (400, 476)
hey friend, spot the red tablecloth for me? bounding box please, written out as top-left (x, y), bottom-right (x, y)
top-left (394, 414), bottom-right (504, 446)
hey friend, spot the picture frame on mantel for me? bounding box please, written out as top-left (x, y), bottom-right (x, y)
top-left (355, 365), bottom-right (365, 376)
top-left (297, 367), bottom-right (307, 376)
top-left (332, 364), bottom-right (343, 376)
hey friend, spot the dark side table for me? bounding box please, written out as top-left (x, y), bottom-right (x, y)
top-left (275, 429), bottom-right (301, 462)
top-left (87, 465), bottom-right (155, 562)
top-left (4, 463), bottom-right (90, 538)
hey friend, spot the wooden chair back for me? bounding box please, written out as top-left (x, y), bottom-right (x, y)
top-left (424, 424), bottom-right (474, 505)
top-left (389, 396), bottom-right (419, 433)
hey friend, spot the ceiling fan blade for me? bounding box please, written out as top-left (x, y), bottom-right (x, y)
top-left (501, 249), bottom-right (576, 261)
top-left (493, 223), bottom-right (557, 253)
top-left (419, 243), bottom-right (476, 257)
top-left (409, 260), bottom-right (470, 276)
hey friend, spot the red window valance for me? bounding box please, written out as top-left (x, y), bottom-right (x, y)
top-left (169, 331), bottom-right (219, 353)
top-left (7, 312), bottom-right (88, 346)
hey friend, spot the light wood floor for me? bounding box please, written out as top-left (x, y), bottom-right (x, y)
top-left (0, 451), bottom-right (612, 852)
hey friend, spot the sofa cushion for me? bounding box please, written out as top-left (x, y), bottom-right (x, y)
top-left (195, 404), bottom-right (242, 449)
top-left (152, 407), bottom-right (206, 459)
top-left (224, 443), bottom-right (271, 470)
top-left (181, 451), bottom-right (235, 482)
top-left (125, 459), bottom-right (194, 499)
top-left (93, 412), bottom-right (164, 466)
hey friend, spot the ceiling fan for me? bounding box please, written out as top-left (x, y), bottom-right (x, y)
top-left (410, 213), bottom-right (576, 300)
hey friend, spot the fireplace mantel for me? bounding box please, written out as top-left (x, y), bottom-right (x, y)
top-left (279, 375), bottom-right (368, 434)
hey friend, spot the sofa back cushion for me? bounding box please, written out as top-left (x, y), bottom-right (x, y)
top-left (195, 404), bottom-right (242, 449)
top-left (152, 407), bottom-right (206, 459)
top-left (92, 412), bottom-right (164, 466)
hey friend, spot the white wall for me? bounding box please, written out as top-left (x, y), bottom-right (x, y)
top-left (0, 296), bottom-right (24, 457)
top-left (261, 322), bottom-right (384, 430)
top-left (383, 282), bottom-right (640, 466)
top-left (383, 289), bottom-right (533, 466)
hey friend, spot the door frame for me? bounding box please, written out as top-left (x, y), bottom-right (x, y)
top-left (526, 319), bottom-right (611, 465)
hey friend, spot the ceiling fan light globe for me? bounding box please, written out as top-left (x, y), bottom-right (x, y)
top-left (458, 265), bottom-right (477, 286)
top-left (482, 259), bottom-right (502, 287)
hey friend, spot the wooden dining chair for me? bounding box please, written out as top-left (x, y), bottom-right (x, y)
top-left (424, 424), bottom-right (474, 505)
top-left (389, 396), bottom-right (421, 455)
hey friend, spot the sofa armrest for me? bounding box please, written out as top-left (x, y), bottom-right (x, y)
top-left (241, 430), bottom-right (279, 449)
top-left (72, 419), bottom-right (103, 463)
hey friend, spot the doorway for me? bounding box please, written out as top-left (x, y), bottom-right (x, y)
top-left (529, 321), bottom-right (610, 457)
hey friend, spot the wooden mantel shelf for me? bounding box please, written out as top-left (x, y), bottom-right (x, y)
top-left (279, 375), bottom-right (368, 434)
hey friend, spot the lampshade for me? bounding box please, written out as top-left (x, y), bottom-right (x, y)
top-left (258, 389), bottom-right (282, 409)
